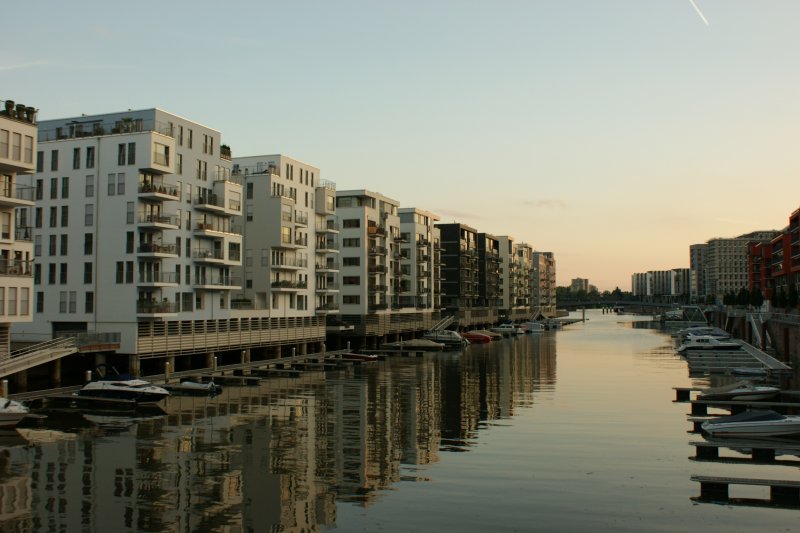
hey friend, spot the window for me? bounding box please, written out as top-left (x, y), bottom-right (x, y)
top-left (343, 276), bottom-right (360, 285)
top-left (126, 261), bottom-right (133, 283)
top-left (84, 233), bottom-right (93, 254)
top-left (126, 202), bottom-right (134, 224)
top-left (187, 128), bottom-right (193, 149)
top-left (343, 257), bottom-right (360, 266)
top-left (34, 235), bottom-right (41, 257)
top-left (85, 175), bottom-right (94, 197)
top-left (342, 219), bottom-right (360, 228)
top-left (73, 147), bottom-right (80, 169)
top-left (48, 235), bottom-right (56, 256)
top-left (69, 291), bottom-right (76, 313)
top-left (0, 130), bottom-right (6, 159)
top-left (117, 172), bottom-right (125, 195)
top-left (86, 146), bottom-right (95, 169)
top-left (84, 262), bottom-right (92, 283)
top-left (246, 182), bottom-right (253, 199)
top-left (153, 142), bottom-right (169, 166)
top-left (60, 263), bottom-right (67, 284)
top-left (281, 226), bottom-right (291, 245)
top-left (35, 207), bottom-right (42, 228)
top-left (127, 142), bottom-right (136, 165)
top-left (49, 206), bottom-right (57, 227)
top-left (33, 264), bottom-right (41, 284)
top-left (343, 238), bottom-right (360, 247)
top-left (50, 177), bottom-right (58, 199)
top-left (116, 262), bottom-right (124, 283)
top-left (176, 153), bottom-right (183, 174)
top-left (343, 295), bottom-right (360, 304)
top-left (85, 204), bottom-right (94, 226)
top-left (60, 234), bottom-right (68, 255)
top-left (35, 179), bottom-right (43, 200)
top-left (23, 136), bottom-right (32, 164)
top-left (62, 176), bottom-right (69, 198)
top-left (59, 291), bottom-right (66, 313)
top-left (108, 173), bottom-right (116, 195)
top-left (181, 292), bottom-right (192, 312)
top-left (118, 144), bottom-right (126, 165)
top-left (61, 205), bottom-right (69, 227)
top-left (48, 263), bottom-right (56, 285)
top-left (36, 292), bottom-right (44, 313)
top-left (0, 288), bottom-right (4, 314)
top-left (8, 287), bottom-right (16, 315)
top-left (51, 150), bottom-right (58, 171)
top-left (85, 292), bottom-right (94, 313)
top-left (36, 151), bottom-right (44, 172)
top-left (126, 231), bottom-right (134, 253)
top-left (178, 126), bottom-right (184, 146)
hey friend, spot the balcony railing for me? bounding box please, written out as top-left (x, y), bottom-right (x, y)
top-left (136, 301), bottom-right (177, 314)
top-left (273, 257), bottom-right (308, 268)
top-left (193, 249), bottom-right (224, 260)
top-left (270, 280), bottom-right (308, 289)
top-left (139, 182), bottom-right (179, 198)
top-left (195, 275), bottom-right (241, 287)
top-left (0, 259), bottom-right (33, 276)
top-left (138, 271), bottom-right (178, 284)
top-left (138, 242), bottom-right (177, 254)
top-left (139, 213), bottom-right (179, 226)
top-left (39, 117), bottom-right (174, 142)
top-left (14, 226), bottom-right (32, 242)
top-left (0, 185), bottom-right (35, 202)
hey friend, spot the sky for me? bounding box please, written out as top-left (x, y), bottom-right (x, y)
top-left (3, 1), bottom-right (800, 291)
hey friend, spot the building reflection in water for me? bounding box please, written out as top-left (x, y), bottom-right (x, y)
top-left (0, 335), bottom-right (556, 531)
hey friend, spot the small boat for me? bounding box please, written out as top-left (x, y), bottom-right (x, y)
top-left (462, 331), bottom-right (492, 344)
top-left (78, 375), bottom-right (170, 403)
top-left (698, 381), bottom-right (780, 401)
top-left (0, 397), bottom-right (29, 429)
top-left (469, 329), bottom-right (502, 341)
top-left (339, 352), bottom-right (379, 362)
top-left (702, 410), bottom-right (800, 438)
top-left (422, 329), bottom-right (469, 348)
top-left (676, 335), bottom-right (742, 353)
top-left (731, 367), bottom-right (768, 377)
top-left (491, 323), bottom-right (525, 335)
top-left (520, 321), bottom-right (545, 333)
top-left (381, 338), bottom-right (445, 351)
top-left (675, 326), bottom-right (730, 341)
top-left (164, 380), bottom-right (223, 396)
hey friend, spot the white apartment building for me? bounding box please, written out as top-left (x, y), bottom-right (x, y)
top-left (702, 231), bottom-right (778, 301)
top-left (0, 99), bottom-right (36, 356)
top-left (233, 154), bottom-right (338, 321)
top-left (398, 207), bottom-right (440, 310)
top-left (531, 251), bottom-right (556, 315)
top-left (510, 241), bottom-right (533, 320)
top-left (14, 108), bottom-right (258, 368)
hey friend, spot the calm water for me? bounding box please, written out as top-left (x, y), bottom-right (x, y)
top-left (1, 310), bottom-right (799, 532)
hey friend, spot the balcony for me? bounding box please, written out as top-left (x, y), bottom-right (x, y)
top-left (139, 182), bottom-right (179, 201)
top-left (368, 284), bottom-right (388, 292)
top-left (295, 212), bottom-right (309, 227)
top-left (316, 261), bottom-right (339, 271)
top-left (194, 194), bottom-right (227, 213)
top-left (139, 213), bottom-right (179, 230)
top-left (369, 246), bottom-right (387, 256)
top-left (192, 249), bottom-right (225, 263)
top-left (368, 264), bottom-right (388, 274)
top-left (369, 302), bottom-right (389, 311)
top-left (0, 259), bottom-right (33, 276)
top-left (317, 238), bottom-right (339, 253)
top-left (194, 221), bottom-right (242, 237)
top-left (138, 242), bottom-right (178, 258)
top-left (270, 280), bottom-right (308, 291)
top-left (137, 271), bottom-right (178, 287)
top-left (39, 117), bottom-right (174, 141)
top-left (316, 282), bottom-right (340, 292)
top-left (316, 302), bottom-right (340, 313)
top-left (367, 224), bottom-right (386, 236)
top-left (0, 184), bottom-right (35, 208)
top-left (272, 257), bottom-right (308, 270)
top-left (14, 225), bottom-right (32, 242)
top-left (316, 220), bottom-right (340, 234)
top-left (194, 275), bottom-right (241, 290)
top-left (136, 300), bottom-right (178, 316)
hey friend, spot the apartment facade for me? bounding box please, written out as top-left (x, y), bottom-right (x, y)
top-left (702, 231), bottom-right (778, 302)
top-left (476, 233), bottom-right (501, 310)
top-left (0, 99), bottom-right (36, 356)
top-left (398, 207), bottom-right (441, 311)
top-left (689, 243), bottom-right (707, 303)
top-left (437, 223), bottom-right (479, 311)
top-left (748, 207), bottom-right (800, 302)
top-left (14, 109), bottom-right (322, 367)
top-left (531, 251), bottom-right (556, 315)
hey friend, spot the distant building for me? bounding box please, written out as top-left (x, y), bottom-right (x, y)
top-left (570, 278), bottom-right (588, 293)
top-left (747, 207), bottom-right (800, 303)
top-left (531, 251), bottom-right (556, 315)
top-left (701, 231), bottom-right (778, 302)
top-left (631, 268), bottom-right (690, 302)
top-left (689, 244), bottom-right (707, 302)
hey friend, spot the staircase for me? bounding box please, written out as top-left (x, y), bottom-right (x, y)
top-left (747, 312), bottom-right (772, 351)
top-left (429, 315), bottom-right (455, 332)
top-left (0, 337), bottom-right (79, 378)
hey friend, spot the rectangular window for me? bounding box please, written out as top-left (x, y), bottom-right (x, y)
top-left (127, 142), bottom-right (136, 165)
top-left (154, 142), bottom-right (169, 166)
top-left (116, 262), bottom-right (124, 283)
top-left (60, 263), bottom-right (67, 284)
top-left (50, 177), bottom-right (58, 199)
top-left (51, 150), bottom-right (58, 171)
top-left (35, 179), bottom-right (43, 200)
top-left (188, 129), bottom-right (193, 149)
top-left (84, 262), bottom-right (93, 284)
top-left (181, 292), bottom-right (192, 312)
top-left (86, 146), bottom-right (95, 169)
top-left (126, 261), bottom-right (133, 283)
top-left (126, 231), bottom-right (134, 253)
top-left (0, 130), bottom-right (6, 159)
top-left (61, 205), bottom-right (69, 227)
top-left (60, 234), bottom-right (68, 255)
top-left (33, 264), bottom-right (41, 285)
top-left (127, 202), bottom-right (134, 224)
top-left (23, 136), bottom-right (32, 164)
top-left (62, 176), bottom-right (69, 198)
top-left (118, 144), bottom-right (126, 165)
top-left (343, 276), bottom-right (361, 285)
top-left (117, 172), bottom-right (125, 195)
top-left (49, 206), bottom-right (57, 227)
top-left (246, 182), bottom-right (254, 199)
top-left (49, 235), bottom-right (56, 256)
top-left (35, 207), bottom-right (42, 228)
top-left (343, 257), bottom-right (360, 266)
top-left (85, 175), bottom-right (94, 197)
top-left (343, 238), bottom-right (360, 247)
top-left (85, 292), bottom-right (94, 313)
top-left (343, 295), bottom-right (360, 304)
top-left (36, 151), bottom-right (44, 172)
top-left (20, 288), bottom-right (29, 316)
top-left (342, 219), bottom-right (360, 228)
top-left (7, 287), bottom-right (16, 315)
top-left (84, 233), bottom-right (93, 254)
top-left (108, 173), bottom-right (116, 195)
top-left (0, 288), bottom-right (4, 314)
top-left (176, 153), bottom-right (183, 174)
top-left (36, 291), bottom-right (44, 313)
top-left (85, 204), bottom-right (94, 226)
top-left (73, 147), bottom-right (80, 169)
top-left (48, 263), bottom-right (56, 285)
top-left (34, 235), bottom-right (42, 257)
top-left (69, 291), bottom-right (76, 313)
top-left (59, 291), bottom-right (67, 313)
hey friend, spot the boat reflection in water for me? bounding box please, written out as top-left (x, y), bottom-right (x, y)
top-left (0, 334), bottom-right (555, 532)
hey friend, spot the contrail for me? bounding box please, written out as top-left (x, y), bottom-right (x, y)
top-left (689, 0), bottom-right (710, 26)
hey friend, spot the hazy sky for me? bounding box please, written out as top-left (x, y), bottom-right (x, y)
top-left (4, 1), bottom-right (799, 290)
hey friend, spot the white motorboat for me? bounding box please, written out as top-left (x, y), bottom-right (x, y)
top-left (423, 329), bottom-right (469, 348)
top-left (521, 321), bottom-right (545, 333)
top-left (491, 323), bottom-right (525, 335)
top-left (698, 381), bottom-right (780, 401)
top-left (701, 410), bottom-right (800, 438)
top-left (0, 397), bottom-right (29, 429)
top-left (164, 380), bottom-right (223, 396)
top-left (676, 335), bottom-right (742, 353)
top-left (78, 375), bottom-right (170, 403)
top-left (675, 326), bottom-right (730, 341)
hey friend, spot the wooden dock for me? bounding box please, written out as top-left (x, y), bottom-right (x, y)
top-left (691, 475), bottom-right (800, 507)
top-left (690, 439), bottom-right (800, 464)
top-left (681, 340), bottom-right (791, 375)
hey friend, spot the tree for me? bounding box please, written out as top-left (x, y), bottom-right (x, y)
top-left (736, 287), bottom-right (750, 306)
top-left (749, 287), bottom-right (764, 308)
top-left (788, 284), bottom-right (798, 309)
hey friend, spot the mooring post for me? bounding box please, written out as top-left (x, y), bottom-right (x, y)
top-left (165, 361), bottom-right (171, 383)
top-left (85, 370), bottom-right (92, 383)
top-left (0, 379), bottom-right (7, 397)
top-left (213, 356), bottom-right (218, 372)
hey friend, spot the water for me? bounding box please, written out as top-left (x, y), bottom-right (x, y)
top-left (1, 310), bottom-right (798, 531)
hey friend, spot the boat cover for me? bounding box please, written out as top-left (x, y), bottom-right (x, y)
top-left (704, 409), bottom-right (785, 426)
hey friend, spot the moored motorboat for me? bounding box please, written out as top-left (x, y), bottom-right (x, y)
top-left (462, 331), bottom-right (492, 344)
top-left (422, 329), bottom-right (469, 348)
top-left (491, 323), bottom-right (525, 335)
top-left (164, 380), bottom-right (222, 396)
top-left (676, 335), bottom-right (742, 353)
top-left (701, 410), bottom-right (800, 438)
top-left (381, 338), bottom-right (445, 351)
top-left (698, 381), bottom-right (780, 401)
top-left (340, 352), bottom-right (379, 362)
top-left (0, 397), bottom-right (29, 429)
top-left (78, 375), bottom-right (170, 403)
top-left (520, 321), bottom-right (545, 333)
top-left (469, 329), bottom-right (502, 341)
